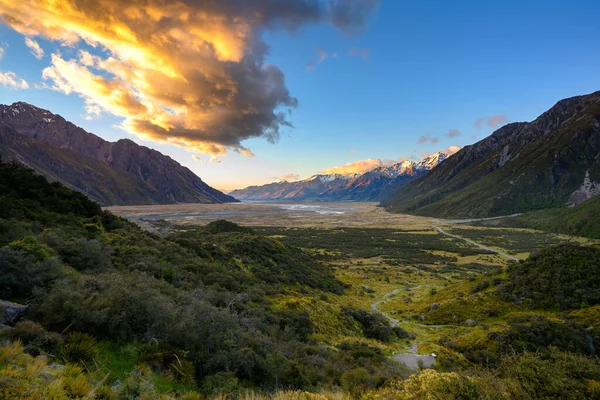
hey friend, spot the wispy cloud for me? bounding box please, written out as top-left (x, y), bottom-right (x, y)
top-left (0, 71), bottom-right (29, 89)
top-left (192, 154), bottom-right (221, 163)
top-left (0, 0), bottom-right (379, 155)
top-left (24, 37), bottom-right (44, 59)
top-left (475, 115), bottom-right (509, 130)
top-left (445, 129), bottom-right (461, 138)
top-left (317, 48), bottom-right (328, 63)
top-left (417, 133), bottom-right (439, 145)
top-left (348, 47), bottom-right (369, 60)
top-left (0, 45), bottom-right (4, 60)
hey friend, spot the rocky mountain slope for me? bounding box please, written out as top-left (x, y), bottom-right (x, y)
top-left (229, 151), bottom-right (453, 201)
top-left (382, 91), bottom-right (600, 218)
top-left (0, 102), bottom-right (237, 205)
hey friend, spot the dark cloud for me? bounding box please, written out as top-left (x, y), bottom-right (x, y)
top-left (0, 0), bottom-right (380, 155)
top-left (445, 129), bottom-right (461, 138)
top-left (417, 133), bottom-right (439, 145)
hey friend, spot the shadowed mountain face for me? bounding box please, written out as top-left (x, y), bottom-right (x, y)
top-left (229, 152), bottom-right (452, 202)
top-left (382, 91), bottom-right (600, 218)
top-left (0, 102), bottom-right (237, 206)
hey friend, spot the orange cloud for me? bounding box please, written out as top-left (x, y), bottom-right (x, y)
top-left (320, 158), bottom-right (386, 175)
top-left (0, 0), bottom-right (379, 155)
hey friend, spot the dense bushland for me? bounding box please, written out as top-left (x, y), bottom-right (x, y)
top-left (0, 160), bottom-right (400, 395)
top-left (501, 244), bottom-right (600, 310)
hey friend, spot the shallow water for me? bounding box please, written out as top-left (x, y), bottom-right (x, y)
top-left (124, 202), bottom-right (358, 220)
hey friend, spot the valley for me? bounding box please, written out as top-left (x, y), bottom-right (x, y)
top-left (108, 201), bottom-right (597, 375)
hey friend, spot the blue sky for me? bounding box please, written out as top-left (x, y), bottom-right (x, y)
top-left (0, 0), bottom-right (599, 191)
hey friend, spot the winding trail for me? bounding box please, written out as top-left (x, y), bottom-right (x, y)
top-left (370, 288), bottom-right (460, 330)
top-left (434, 226), bottom-right (520, 262)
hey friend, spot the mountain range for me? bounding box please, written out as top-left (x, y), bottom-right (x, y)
top-left (229, 151), bottom-right (454, 201)
top-left (382, 91), bottom-right (600, 218)
top-left (0, 102), bottom-right (237, 206)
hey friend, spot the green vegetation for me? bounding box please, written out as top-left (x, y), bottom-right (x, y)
top-left (255, 226), bottom-right (494, 264)
top-left (510, 197), bottom-right (600, 239)
top-left (2, 159), bottom-right (599, 399)
top-left (382, 93), bottom-right (600, 218)
top-left (502, 244), bottom-right (600, 310)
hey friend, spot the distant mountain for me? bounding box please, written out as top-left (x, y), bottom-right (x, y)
top-left (0, 102), bottom-right (237, 205)
top-left (229, 151), bottom-right (454, 201)
top-left (382, 91), bottom-right (600, 218)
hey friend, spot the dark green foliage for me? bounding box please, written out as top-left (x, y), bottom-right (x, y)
top-left (491, 316), bottom-right (595, 357)
top-left (137, 342), bottom-right (195, 384)
top-left (503, 244), bottom-right (600, 310)
top-left (0, 321), bottom-right (62, 356)
top-left (510, 198), bottom-right (600, 239)
top-left (59, 332), bottom-right (100, 368)
top-left (0, 160), bottom-right (409, 392)
top-left (341, 306), bottom-right (409, 342)
top-left (255, 226), bottom-right (493, 265)
top-left (203, 219), bottom-right (254, 234)
top-left (497, 349), bottom-right (600, 400)
top-left (0, 160), bottom-right (102, 221)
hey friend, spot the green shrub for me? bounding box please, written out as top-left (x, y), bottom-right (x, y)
top-left (59, 332), bottom-right (99, 368)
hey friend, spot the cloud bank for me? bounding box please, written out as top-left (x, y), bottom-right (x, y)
top-left (0, 0), bottom-right (379, 155)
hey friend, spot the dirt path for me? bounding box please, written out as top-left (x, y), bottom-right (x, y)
top-left (434, 226), bottom-right (520, 262)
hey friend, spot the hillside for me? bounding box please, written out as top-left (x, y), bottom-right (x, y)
top-left (382, 91), bottom-right (600, 218)
top-left (230, 152), bottom-right (453, 202)
top-left (0, 102), bottom-right (237, 206)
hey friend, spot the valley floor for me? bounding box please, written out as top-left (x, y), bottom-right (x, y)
top-left (109, 202), bottom-right (598, 376)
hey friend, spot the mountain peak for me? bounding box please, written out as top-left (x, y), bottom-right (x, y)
top-left (0, 102), bottom-right (237, 205)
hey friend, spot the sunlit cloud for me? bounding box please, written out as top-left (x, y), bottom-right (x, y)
top-left (24, 37), bottom-right (44, 59)
top-left (273, 173), bottom-right (300, 182)
top-left (0, 71), bottom-right (29, 89)
top-left (0, 0), bottom-right (379, 155)
top-left (192, 154), bottom-right (222, 163)
top-left (442, 145), bottom-right (461, 155)
top-left (321, 158), bottom-right (389, 175)
top-left (475, 114), bottom-right (509, 130)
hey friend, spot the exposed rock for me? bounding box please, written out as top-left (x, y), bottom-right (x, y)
top-left (464, 319), bottom-right (477, 326)
top-left (361, 285), bottom-right (375, 293)
top-left (0, 300), bottom-right (28, 325)
top-left (430, 303), bottom-right (439, 311)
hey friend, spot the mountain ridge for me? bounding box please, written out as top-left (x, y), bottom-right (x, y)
top-left (0, 102), bottom-right (237, 206)
top-left (382, 90), bottom-right (600, 217)
top-left (229, 151), bottom-right (454, 201)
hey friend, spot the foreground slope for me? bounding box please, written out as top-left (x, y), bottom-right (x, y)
top-left (0, 102), bottom-right (237, 205)
top-left (383, 91), bottom-right (600, 218)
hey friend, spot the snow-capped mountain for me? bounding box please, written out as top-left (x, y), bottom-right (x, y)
top-left (229, 150), bottom-right (457, 202)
